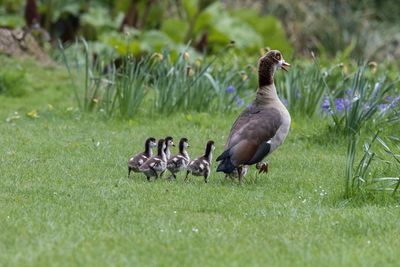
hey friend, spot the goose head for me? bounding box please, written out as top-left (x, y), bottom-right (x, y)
top-left (145, 137), bottom-right (157, 148)
top-left (179, 137), bottom-right (189, 151)
top-left (165, 136), bottom-right (175, 148)
top-left (205, 140), bottom-right (215, 155)
top-left (258, 50), bottom-right (290, 87)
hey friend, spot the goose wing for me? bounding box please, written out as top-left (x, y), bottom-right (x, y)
top-left (217, 106), bottom-right (282, 169)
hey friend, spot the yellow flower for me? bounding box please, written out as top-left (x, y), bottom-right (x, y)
top-left (240, 71), bottom-right (248, 81)
top-left (27, 110), bottom-right (39, 119)
top-left (368, 61), bottom-right (378, 73)
top-left (183, 52), bottom-right (190, 61)
top-left (151, 53), bottom-right (163, 61)
top-left (5, 112), bottom-right (20, 123)
top-left (195, 58), bottom-right (202, 67)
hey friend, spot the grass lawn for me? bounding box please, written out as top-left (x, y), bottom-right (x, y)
top-left (0, 57), bottom-right (399, 266)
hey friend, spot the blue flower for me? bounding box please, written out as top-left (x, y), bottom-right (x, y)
top-left (225, 85), bottom-right (235, 94)
top-left (334, 98), bottom-right (350, 111)
top-left (345, 89), bottom-right (353, 96)
top-left (322, 96), bottom-right (330, 112)
top-left (236, 97), bottom-right (244, 108)
top-left (378, 103), bottom-right (389, 112)
top-left (389, 96), bottom-right (400, 108)
top-left (281, 98), bottom-right (288, 107)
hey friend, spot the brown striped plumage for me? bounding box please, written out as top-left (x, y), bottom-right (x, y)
top-left (139, 139), bottom-right (167, 181)
top-left (167, 138), bottom-right (190, 179)
top-left (128, 137), bottom-right (156, 177)
top-left (185, 140), bottom-right (215, 183)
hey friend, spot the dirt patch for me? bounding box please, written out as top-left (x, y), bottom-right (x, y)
top-left (0, 28), bottom-right (53, 64)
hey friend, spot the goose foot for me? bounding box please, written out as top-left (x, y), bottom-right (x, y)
top-left (256, 162), bottom-right (269, 174)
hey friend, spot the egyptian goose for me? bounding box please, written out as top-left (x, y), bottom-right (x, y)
top-left (166, 138), bottom-right (190, 179)
top-left (185, 140), bottom-right (215, 183)
top-left (139, 139), bottom-right (167, 181)
top-left (127, 137), bottom-right (156, 177)
top-left (216, 50), bottom-right (291, 183)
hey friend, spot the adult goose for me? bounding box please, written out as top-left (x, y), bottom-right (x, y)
top-left (127, 137), bottom-right (156, 178)
top-left (216, 50), bottom-right (291, 183)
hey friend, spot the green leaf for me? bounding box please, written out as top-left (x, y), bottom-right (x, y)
top-left (231, 9), bottom-right (293, 56)
top-left (161, 18), bottom-right (189, 43)
top-left (183, 0), bottom-right (199, 19)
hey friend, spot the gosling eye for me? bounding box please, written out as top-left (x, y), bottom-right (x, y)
top-left (275, 53), bottom-right (281, 60)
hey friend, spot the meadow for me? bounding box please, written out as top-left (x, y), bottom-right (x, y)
top-left (1, 54), bottom-right (400, 266)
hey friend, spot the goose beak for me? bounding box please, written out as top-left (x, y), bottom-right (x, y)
top-left (281, 61), bottom-right (290, 72)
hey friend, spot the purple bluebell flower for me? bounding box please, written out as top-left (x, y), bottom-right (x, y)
top-left (345, 89), bottom-right (353, 96)
top-left (385, 96), bottom-right (393, 102)
top-left (389, 96), bottom-right (400, 108)
top-left (225, 85), bottom-right (235, 94)
top-left (236, 97), bottom-right (244, 108)
top-left (378, 103), bottom-right (389, 112)
top-left (322, 96), bottom-right (330, 112)
top-left (334, 98), bottom-right (350, 111)
top-left (279, 98), bottom-right (288, 107)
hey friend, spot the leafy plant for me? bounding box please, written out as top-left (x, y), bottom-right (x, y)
top-left (114, 56), bottom-right (151, 118)
top-left (150, 49), bottom-right (248, 114)
top-left (322, 66), bottom-right (400, 196)
top-left (59, 38), bottom-right (114, 112)
top-left (354, 131), bottom-right (400, 195)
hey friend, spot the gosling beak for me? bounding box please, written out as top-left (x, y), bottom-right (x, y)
top-left (281, 61), bottom-right (290, 72)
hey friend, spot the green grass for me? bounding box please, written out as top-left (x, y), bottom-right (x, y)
top-left (1, 56), bottom-right (399, 266)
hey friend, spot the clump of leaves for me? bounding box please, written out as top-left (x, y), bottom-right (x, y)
top-left (322, 66), bottom-right (400, 196)
top-left (0, 66), bottom-right (27, 97)
top-left (354, 131), bottom-right (400, 195)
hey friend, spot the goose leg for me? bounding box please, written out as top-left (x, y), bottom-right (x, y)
top-left (184, 171), bottom-right (190, 182)
top-left (160, 170), bottom-right (165, 179)
top-left (238, 166), bottom-right (243, 185)
top-left (149, 166), bottom-right (158, 179)
top-left (204, 170), bottom-right (209, 183)
top-left (167, 172), bottom-right (176, 180)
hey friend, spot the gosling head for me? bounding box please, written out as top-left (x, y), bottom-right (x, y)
top-left (165, 136), bottom-right (175, 147)
top-left (145, 137), bottom-right (157, 148)
top-left (179, 137), bottom-right (189, 151)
